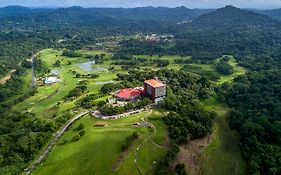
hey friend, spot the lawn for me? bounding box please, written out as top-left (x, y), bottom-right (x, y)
top-left (217, 56), bottom-right (247, 84)
top-left (32, 110), bottom-right (167, 175)
top-left (14, 50), bottom-right (188, 119)
top-left (198, 57), bottom-right (247, 175)
top-left (134, 54), bottom-right (190, 70)
top-left (200, 100), bottom-right (246, 175)
top-left (13, 49), bottom-right (119, 118)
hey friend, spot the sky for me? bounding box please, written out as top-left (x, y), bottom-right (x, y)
top-left (0, 0), bottom-right (281, 9)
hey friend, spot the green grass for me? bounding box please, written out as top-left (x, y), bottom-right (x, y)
top-left (14, 50), bottom-right (191, 119)
top-left (32, 110), bottom-right (167, 175)
top-left (217, 57), bottom-right (247, 84)
top-left (201, 97), bottom-right (246, 175)
top-left (147, 110), bottom-right (169, 146)
top-left (134, 55), bottom-right (190, 70)
top-left (13, 49), bottom-right (120, 119)
top-left (3, 70), bottom-right (33, 104)
top-left (199, 57), bottom-right (247, 175)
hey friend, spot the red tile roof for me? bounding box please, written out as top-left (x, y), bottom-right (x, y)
top-left (144, 79), bottom-right (165, 88)
top-left (95, 122), bottom-right (110, 126)
top-left (115, 88), bottom-right (142, 99)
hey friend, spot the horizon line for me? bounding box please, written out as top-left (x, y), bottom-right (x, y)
top-left (0, 5), bottom-right (279, 10)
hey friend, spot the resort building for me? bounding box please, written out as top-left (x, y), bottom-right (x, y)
top-left (144, 79), bottom-right (167, 103)
top-left (44, 76), bottom-right (59, 84)
top-left (115, 88), bottom-right (143, 101)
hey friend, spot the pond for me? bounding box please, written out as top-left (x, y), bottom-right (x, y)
top-left (77, 60), bottom-right (108, 72)
top-left (95, 80), bottom-right (115, 85)
top-left (50, 69), bottom-right (61, 75)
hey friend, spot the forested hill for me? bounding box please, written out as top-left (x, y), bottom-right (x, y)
top-left (173, 6), bottom-right (281, 71)
top-left (0, 6), bottom-right (212, 27)
top-left (192, 5), bottom-right (281, 28)
top-left (0, 6), bottom-right (53, 17)
top-left (253, 8), bottom-right (281, 21)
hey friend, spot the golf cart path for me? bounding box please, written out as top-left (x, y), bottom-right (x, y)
top-left (24, 111), bottom-right (89, 174)
top-left (134, 110), bottom-right (166, 175)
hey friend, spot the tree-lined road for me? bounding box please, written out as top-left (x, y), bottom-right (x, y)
top-left (24, 111), bottom-right (89, 174)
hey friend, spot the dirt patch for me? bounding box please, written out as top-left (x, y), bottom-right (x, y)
top-left (112, 134), bottom-right (142, 171)
top-left (172, 134), bottom-right (212, 175)
top-left (42, 105), bottom-right (59, 118)
top-left (112, 148), bottom-right (131, 171)
top-left (0, 69), bottom-right (16, 84)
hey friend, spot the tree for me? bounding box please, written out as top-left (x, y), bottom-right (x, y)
top-left (76, 73), bottom-right (81, 78)
top-left (0, 155), bottom-right (3, 164)
top-left (53, 60), bottom-right (61, 67)
top-left (175, 164), bottom-right (188, 175)
top-left (100, 83), bottom-right (115, 94)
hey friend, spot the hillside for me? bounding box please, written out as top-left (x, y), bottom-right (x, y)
top-left (1, 4), bottom-right (281, 175)
top-left (0, 6), bottom-right (53, 17)
top-left (0, 6), bottom-right (212, 28)
top-left (173, 6), bottom-right (281, 70)
top-left (253, 8), bottom-right (281, 21)
top-left (192, 5), bottom-right (281, 28)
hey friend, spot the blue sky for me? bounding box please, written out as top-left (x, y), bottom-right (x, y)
top-left (0, 0), bottom-right (281, 9)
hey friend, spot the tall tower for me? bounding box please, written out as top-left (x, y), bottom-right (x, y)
top-left (144, 79), bottom-right (166, 103)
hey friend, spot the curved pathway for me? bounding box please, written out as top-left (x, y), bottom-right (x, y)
top-left (24, 111), bottom-right (89, 174)
top-left (134, 110), bottom-right (166, 175)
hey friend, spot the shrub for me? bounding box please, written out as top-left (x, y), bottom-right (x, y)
top-left (70, 134), bottom-right (80, 142)
top-left (79, 130), bottom-right (86, 136)
top-left (74, 123), bottom-right (85, 131)
top-left (58, 139), bottom-right (68, 145)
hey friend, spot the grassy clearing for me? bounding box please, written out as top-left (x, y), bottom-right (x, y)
top-left (33, 110), bottom-right (167, 175)
top-left (217, 57), bottom-right (247, 84)
top-left (134, 55), bottom-right (190, 70)
top-left (198, 57), bottom-right (247, 175)
top-left (13, 49), bottom-right (118, 118)
top-left (147, 110), bottom-right (169, 146)
top-left (12, 49), bottom-right (170, 175)
top-left (14, 49), bottom-right (190, 119)
top-left (201, 98), bottom-right (246, 175)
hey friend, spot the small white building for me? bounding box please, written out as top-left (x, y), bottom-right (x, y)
top-left (44, 76), bottom-right (58, 84)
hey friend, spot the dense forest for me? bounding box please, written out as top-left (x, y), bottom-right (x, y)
top-left (218, 70), bottom-right (281, 174)
top-left (118, 6), bottom-right (281, 71)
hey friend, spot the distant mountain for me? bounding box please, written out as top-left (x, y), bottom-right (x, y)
top-left (0, 6), bottom-right (53, 17)
top-left (39, 6), bottom-right (213, 23)
top-left (174, 5), bottom-right (281, 70)
top-left (191, 5), bottom-right (281, 28)
top-left (0, 6), bottom-right (213, 27)
top-left (254, 8), bottom-right (281, 21)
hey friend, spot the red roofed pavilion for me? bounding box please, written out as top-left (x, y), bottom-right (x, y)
top-left (115, 88), bottom-right (142, 101)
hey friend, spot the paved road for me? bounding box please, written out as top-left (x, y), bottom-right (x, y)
top-left (31, 54), bottom-right (36, 89)
top-left (24, 111), bottom-right (89, 174)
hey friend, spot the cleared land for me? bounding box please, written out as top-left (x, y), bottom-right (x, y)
top-left (201, 98), bottom-right (246, 175)
top-left (32, 110), bottom-right (168, 175)
top-left (13, 49), bottom-right (118, 118)
top-left (14, 49), bottom-right (173, 174)
top-left (0, 69), bottom-right (16, 84)
top-left (19, 48), bottom-right (246, 175)
top-left (175, 57), bottom-right (247, 175)
top-left (13, 49), bottom-right (185, 119)
top-left (217, 57), bottom-right (247, 84)
top-left (200, 56), bottom-right (247, 175)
